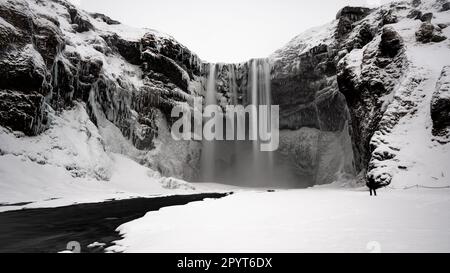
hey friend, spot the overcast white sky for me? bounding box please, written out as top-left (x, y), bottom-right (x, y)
top-left (69, 0), bottom-right (392, 62)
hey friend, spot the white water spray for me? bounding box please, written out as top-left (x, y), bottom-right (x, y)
top-left (197, 59), bottom-right (287, 187)
top-left (200, 64), bottom-right (217, 182)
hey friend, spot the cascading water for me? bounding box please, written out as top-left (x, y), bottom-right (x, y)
top-left (200, 63), bottom-right (217, 182)
top-left (247, 59), bottom-right (275, 185)
top-left (198, 59), bottom-right (300, 187)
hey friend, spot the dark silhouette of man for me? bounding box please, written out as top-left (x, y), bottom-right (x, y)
top-left (366, 179), bottom-right (378, 196)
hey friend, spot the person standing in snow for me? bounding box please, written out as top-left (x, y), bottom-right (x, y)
top-left (366, 180), bottom-right (378, 196)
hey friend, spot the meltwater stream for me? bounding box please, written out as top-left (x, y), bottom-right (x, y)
top-left (198, 59), bottom-right (306, 188)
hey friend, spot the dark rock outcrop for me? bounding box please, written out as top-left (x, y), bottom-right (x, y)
top-left (68, 7), bottom-right (94, 33)
top-left (379, 27), bottom-right (404, 58)
top-left (271, 43), bottom-right (346, 132)
top-left (335, 6), bottom-right (372, 39)
top-left (336, 6), bottom-right (372, 20)
top-left (338, 26), bottom-right (406, 177)
top-left (416, 22), bottom-right (435, 42)
top-left (420, 12), bottom-right (433, 22)
top-left (380, 9), bottom-right (398, 26)
top-left (102, 34), bottom-right (141, 65)
top-left (90, 13), bottom-right (121, 25)
top-left (0, 0), bottom-right (34, 34)
top-left (0, 90), bottom-right (47, 135)
top-left (412, 0), bottom-right (422, 8)
top-left (416, 22), bottom-right (447, 43)
top-left (431, 66), bottom-right (450, 136)
top-left (0, 0), bottom-right (54, 135)
top-left (0, 45), bottom-right (49, 92)
top-left (407, 9), bottom-right (423, 19)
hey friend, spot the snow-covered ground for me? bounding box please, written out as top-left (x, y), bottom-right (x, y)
top-left (0, 103), bottom-right (233, 212)
top-left (108, 187), bottom-right (450, 253)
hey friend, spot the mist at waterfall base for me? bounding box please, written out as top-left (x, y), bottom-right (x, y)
top-left (196, 60), bottom-right (314, 189)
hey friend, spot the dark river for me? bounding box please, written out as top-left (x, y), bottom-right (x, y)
top-left (0, 193), bottom-right (230, 253)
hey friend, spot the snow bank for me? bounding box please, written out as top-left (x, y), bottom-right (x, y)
top-left (109, 188), bottom-right (450, 253)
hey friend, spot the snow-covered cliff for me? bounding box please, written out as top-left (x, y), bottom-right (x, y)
top-left (0, 0), bottom-right (206, 184)
top-left (270, 0), bottom-right (450, 188)
top-left (0, 0), bottom-right (206, 205)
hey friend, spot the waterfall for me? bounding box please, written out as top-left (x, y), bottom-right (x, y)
top-left (200, 63), bottom-right (217, 182)
top-left (248, 58), bottom-right (274, 184)
top-left (197, 59), bottom-right (291, 187)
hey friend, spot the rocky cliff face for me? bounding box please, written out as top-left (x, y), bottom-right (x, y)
top-left (0, 0), bottom-right (203, 180)
top-left (338, 0), bottom-right (450, 188)
top-left (431, 65), bottom-right (450, 138)
top-left (1, 0), bottom-right (449, 188)
top-left (269, 0), bottom-right (450, 187)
